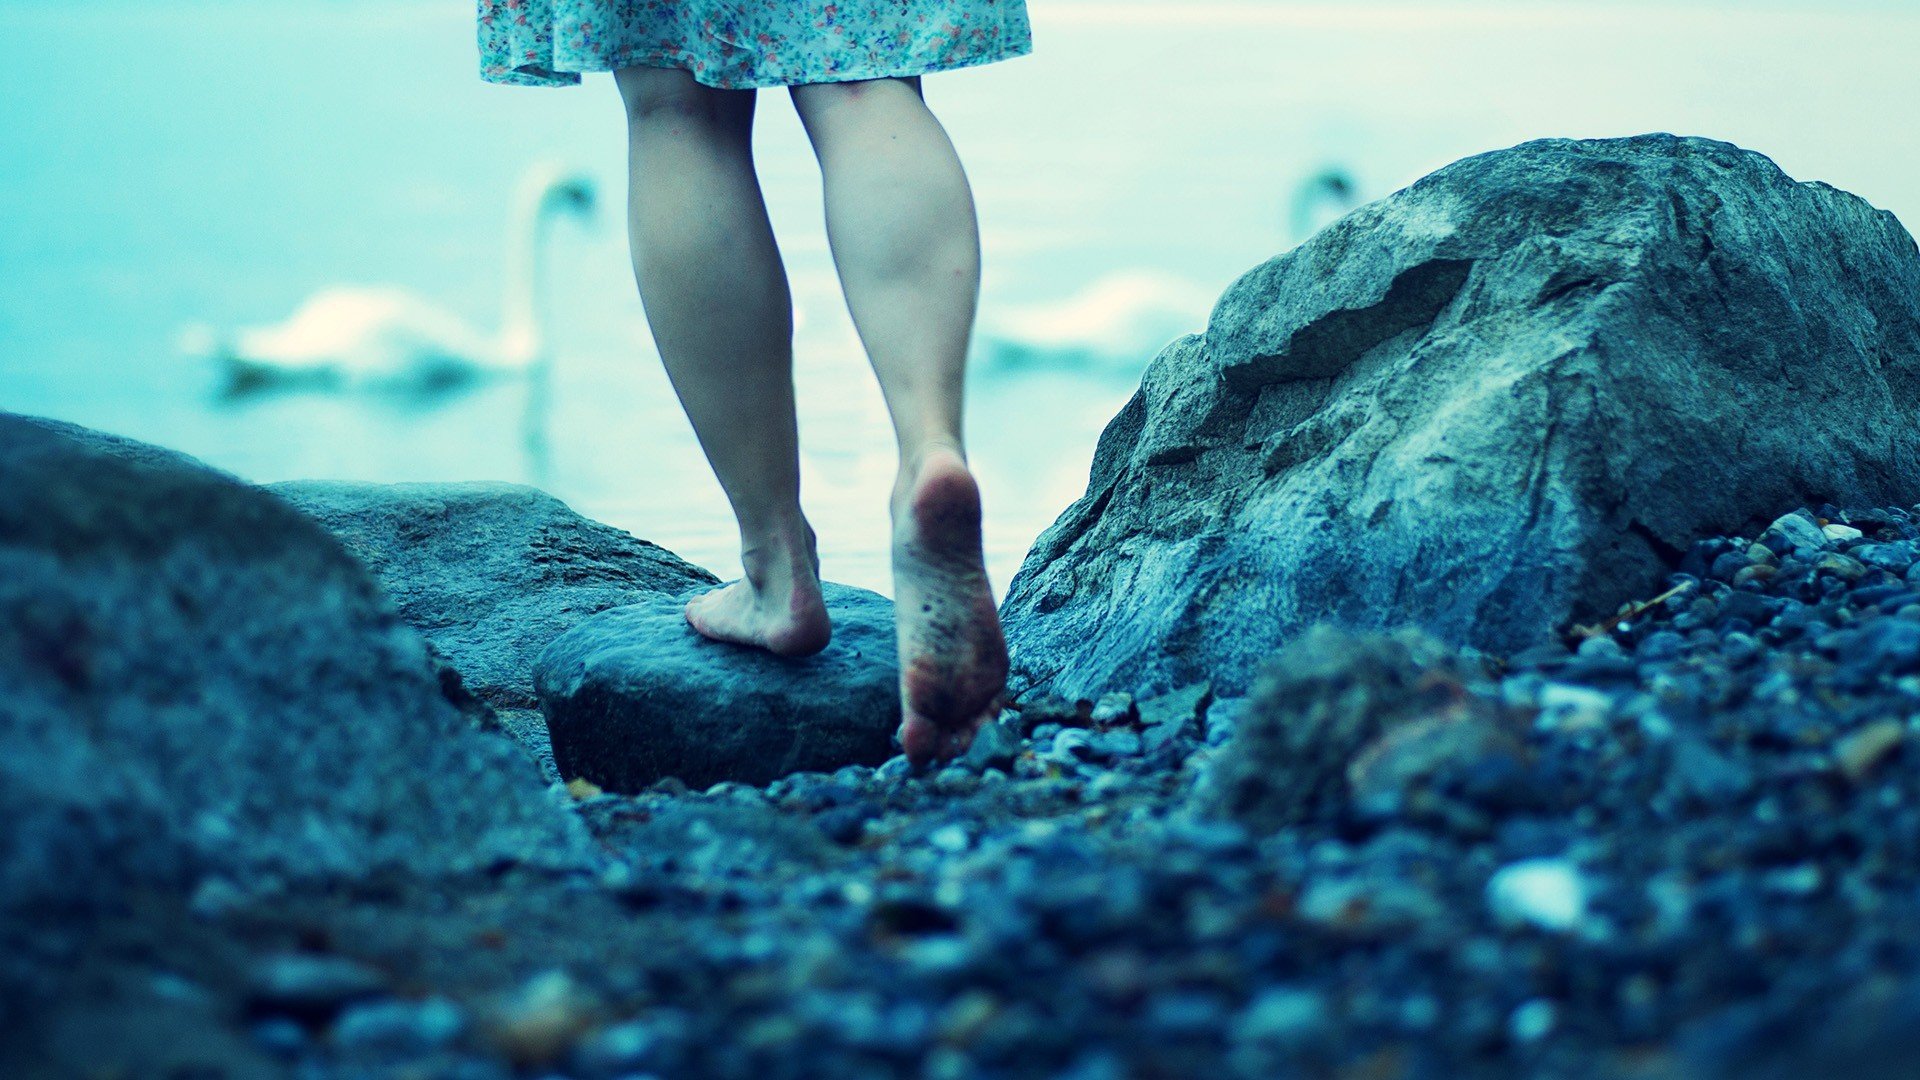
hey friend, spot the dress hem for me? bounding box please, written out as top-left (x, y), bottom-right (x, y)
top-left (482, 36), bottom-right (1033, 91)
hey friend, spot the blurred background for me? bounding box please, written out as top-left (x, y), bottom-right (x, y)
top-left (3, 0), bottom-right (1917, 597)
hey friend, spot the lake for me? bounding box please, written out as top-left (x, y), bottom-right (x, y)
top-left (3, 0), bottom-right (1916, 595)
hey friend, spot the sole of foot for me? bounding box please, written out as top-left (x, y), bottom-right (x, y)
top-left (892, 448), bottom-right (1009, 766)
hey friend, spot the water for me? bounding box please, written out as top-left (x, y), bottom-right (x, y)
top-left (4, 0), bottom-right (1917, 595)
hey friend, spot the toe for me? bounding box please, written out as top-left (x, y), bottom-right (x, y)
top-left (900, 713), bottom-right (942, 768)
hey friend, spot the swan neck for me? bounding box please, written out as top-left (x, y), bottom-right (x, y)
top-left (502, 190), bottom-right (551, 362)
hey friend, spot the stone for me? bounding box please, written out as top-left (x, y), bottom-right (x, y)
top-left (1759, 510), bottom-right (1831, 556)
top-left (1835, 720), bottom-right (1906, 783)
top-left (1138, 682), bottom-right (1214, 732)
top-left (1664, 737), bottom-right (1756, 808)
top-left (1232, 987), bottom-right (1330, 1050)
top-left (1090, 692), bottom-right (1137, 725)
top-left (246, 954), bottom-right (389, 1022)
top-left (1199, 624), bottom-right (1500, 829)
top-left (481, 970), bottom-right (602, 1070)
top-left (1139, 685), bottom-right (1211, 756)
top-left (534, 584), bottom-right (901, 791)
top-left (960, 718), bottom-right (1023, 774)
top-left (1814, 552), bottom-right (1869, 582)
top-left (272, 480), bottom-right (715, 775)
top-left (1345, 713), bottom-right (1529, 822)
top-left (332, 997), bottom-right (467, 1055)
top-left (1508, 1000), bottom-right (1559, 1044)
top-left (1000, 136), bottom-right (1920, 700)
top-left (0, 415), bottom-right (594, 1021)
top-left (1487, 858), bottom-right (1589, 933)
top-left (1856, 542), bottom-right (1920, 573)
top-left (1088, 729), bottom-right (1144, 758)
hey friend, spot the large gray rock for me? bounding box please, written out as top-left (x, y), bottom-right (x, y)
top-left (1003, 135), bottom-right (1920, 700)
top-left (535, 583), bottom-right (901, 791)
top-left (271, 481), bottom-right (717, 778)
top-left (0, 416), bottom-right (594, 1016)
top-left (270, 480), bottom-right (715, 712)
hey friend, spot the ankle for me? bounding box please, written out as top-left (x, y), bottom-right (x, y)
top-left (899, 436), bottom-right (967, 472)
top-left (738, 517), bottom-right (818, 587)
top-left (893, 439), bottom-right (969, 511)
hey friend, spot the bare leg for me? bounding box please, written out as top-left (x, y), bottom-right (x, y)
top-left (616, 66), bottom-right (830, 657)
top-left (790, 77), bottom-right (1009, 765)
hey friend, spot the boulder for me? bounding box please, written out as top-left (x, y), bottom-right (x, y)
top-left (271, 480), bottom-right (715, 712)
top-left (1198, 625), bottom-right (1512, 830)
top-left (0, 416), bottom-right (594, 1015)
top-left (535, 584), bottom-right (901, 791)
top-left (271, 481), bottom-right (716, 776)
top-left (1001, 135), bottom-right (1920, 700)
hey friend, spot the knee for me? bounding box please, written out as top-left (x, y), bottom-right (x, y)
top-left (790, 77), bottom-right (919, 127)
top-left (616, 68), bottom-right (736, 129)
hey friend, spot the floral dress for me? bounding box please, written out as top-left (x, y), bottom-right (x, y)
top-left (478, 0), bottom-right (1033, 90)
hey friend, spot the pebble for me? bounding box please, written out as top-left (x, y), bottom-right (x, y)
top-left (1759, 509), bottom-right (1829, 555)
top-left (1508, 999), bottom-right (1558, 1043)
top-left (1835, 720), bottom-right (1905, 781)
top-left (482, 971), bottom-right (600, 1069)
top-left (246, 954), bottom-right (389, 1019)
top-left (960, 719), bottom-right (1023, 774)
top-left (1091, 692), bottom-right (1138, 725)
top-left (570, 1019), bottom-right (663, 1075)
top-left (1088, 729), bottom-right (1144, 758)
top-left (1232, 986), bottom-right (1329, 1049)
top-left (1814, 552), bottom-right (1869, 581)
top-left (250, 1018), bottom-right (309, 1058)
top-left (933, 767), bottom-right (981, 796)
top-left (1486, 859), bottom-right (1589, 933)
top-left (1857, 541), bottom-right (1920, 572)
top-left (1049, 729), bottom-right (1097, 763)
top-left (333, 997), bottom-right (467, 1055)
top-left (1534, 682), bottom-right (1616, 732)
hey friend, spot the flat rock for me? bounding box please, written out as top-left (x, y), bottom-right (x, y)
top-left (0, 415), bottom-right (594, 1022)
top-left (1000, 135), bottom-right (1920, 700)
top-left (534, 583), bottom-right (901, 791)
top-left (271, 481), bottom-right (716, 778)
top-left (270, 480), bottom-right (715, 712)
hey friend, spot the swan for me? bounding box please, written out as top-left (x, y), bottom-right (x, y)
top-left (1288, 165), bottom-right (1361, 246)
top-left (978, 270), bottom-right (1220, 372)
top-left (183, 162), bottom-right (596, 402)
top-left (977, 169), bottom-right (1364, 373)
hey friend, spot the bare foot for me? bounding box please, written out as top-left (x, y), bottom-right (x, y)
top-left (892, 447), bottom-right (1009, 766)
top-left (684, 525), bottom-right (832, 658)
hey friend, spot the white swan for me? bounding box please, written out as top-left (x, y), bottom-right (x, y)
top-left (978, 270), bottom-right (1220, 372)
top-left (184, 162), bottom-right (596, 402)
top-left (1289, 165), bottom-right (1361, 246)
top-left (977, 169), bottom-right (1364, 373)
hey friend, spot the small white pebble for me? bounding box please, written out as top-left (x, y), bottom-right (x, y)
top-left (1823, 523), bottom-right (1865, 543)
top-left (928, 823), bottom-right (972, 853)
top-left (1508, 999), bottom-right (1558, 1043)
top-left (1487, 858), bottom-right (1589, 933)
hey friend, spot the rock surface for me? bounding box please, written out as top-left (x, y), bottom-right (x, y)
top-left (273, 481), bottom-right (715, 779)
top-left (535, 583), bottom-right (902, 791)
top-left (1001, 135), bottom-right (1920, 700)
top-left (0, 416), bottom-right (593, 1020)
top-left (1199, 625), bottom-right (1526, 830)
